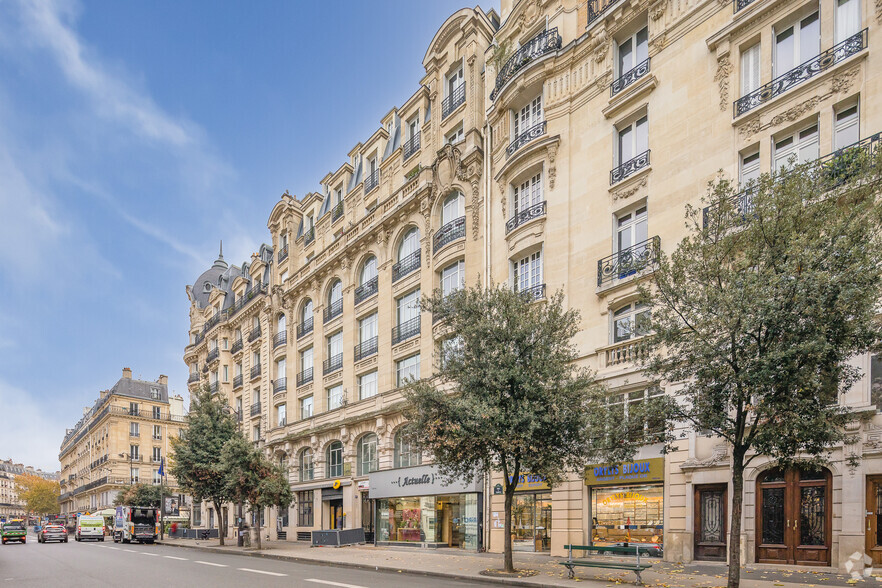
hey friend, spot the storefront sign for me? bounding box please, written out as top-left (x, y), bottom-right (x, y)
top-left (584, 457), bottom-right (664, 486)
top-left (357, 480), bottom-right (369, 491)
top-left (368, 465), bottom-right (481, 500)
top-left (510, 473), bottom-right (550, 492)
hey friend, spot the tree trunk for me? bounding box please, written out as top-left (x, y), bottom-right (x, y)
top-left (503, 484), bottom-right (515, 573)
top-left (215, 501), bottom-right (225, 546)
top-left (254, 506), bottom-right (261, 550)
top-left (727, 449), bottom-right (745, 588)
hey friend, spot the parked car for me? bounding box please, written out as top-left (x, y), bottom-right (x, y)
top-left (1, 521), bottom-right (27, 544)
top-left (38, 524), bottom-right (68, 543)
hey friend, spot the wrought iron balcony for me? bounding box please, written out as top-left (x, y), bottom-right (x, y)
top-left (194, 332), bottom-right (205, 345)
top-left (297, 318), bottom-right (314, 338)
top-left (517, 283), bottom-right (546, 301)
top-left (278, 245), bottom-right (288, 263)
top-left (323, 299), bottom-right (343, 323)
top-left (364, 169), bottom-right (380, 193)
top-left (296, 368), bottom-right (313, 387)
top-left (187, 373), bottom-right (200, 384)
top-left (248, 325), bottom-right (262, 342)
top-left (403, 132), bottom-right (421, 160)
top-left (507, 121), bottom-right (546, 157)
top-left (733, 0), bottom-right (758, 12)
top-left (610, 149), bottom-right (650, 185)
top-left (233, 374), bottom-right (243, 389)
top-left (304, 226), bottom-right (315, 246)
top-left (331, 201), bottom-right (344, 222)
top-left (392, 317), bottom-right (420, 345)
top-left (207, 348), bottom-right (219, 363)
top-left (250, 364), bottom-right (261, 379)
top-left (734, 29), bottom-right (867, 117)
top-left (323, 353), bottom-right (343, 375)
top-left (506, 201), bottom-right (546, 234)
top-left (596, 236), bottom-right (661, 286)
top-left (586, 0), bottom-right (622, 27)
top-left (354, 276), bottom-right (378, 305)
top-left (442, 83), bottom-right (465, 119)
top-left (231, 338), bottom-right (243, 354)
top-left (273, 330), bottom-right (287, 349)
top-left (611, 58), bottom-right (650, 97)
top-left (491, 28), bottom-right (562, 100)
top-left (354, 336), bottom-right (378, 361)
top-left (392, 250), bottom-right (421, 282)
top-left (273, 378), bottom-right (287, 395)
top-left (202, 363), bottom-right (209, 374)
top-left (250, 402), bottom-right (261, 417)
top-left (433, 216), bottom-right (466, 253)
top-left (209, 382), bottom-right (219, 394)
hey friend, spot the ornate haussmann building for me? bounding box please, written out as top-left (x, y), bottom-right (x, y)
top-left (0, 460), bottom-right (58, 521)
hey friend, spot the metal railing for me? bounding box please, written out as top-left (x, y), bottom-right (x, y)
top-left (392, 317), bottom-right (421, 345)
top-left (233, 374), bottom-right (243, 389)
top-left (517, 283), bottom-right (546, 301)
top-left (433, 216), bottom-right (466, 253)
top-left (442, 83), bottom-right (466, 119)
top-left (207, 348), bottom-right (219, 363)
top-left (209, 381), bottom-right (219, 394)
top-left (403, 132), bottom-right (420, 160)
top-left (586, 0), bottom-right (622, 27)
top-left (354, 336), bottom-right (378, 361)
top-left (331, 201), bottom-right (344, 222)
top-left (506, 201), bottom-right (546, 234)
top-left (611, 58), bottom-right (650, 97)
top-left (187, 373), bottom-right (200, 383)
top-left (231, 338), bottom-right (243, 354)
top-left (491, 28), bottom-right (561, 100)
top-left (324, 299), bottom-right (343, 323)
top-left (734, 0), bottom-right (758, 11)
top-left (507, 121), bottom-right (546, 157)
top-left (392, 250), bottom-right (420, 282)
top-left (323, 353), bottom-right (343, 375)
top-left (355, 276), bottom-right (378, 305)
top-left (596, 236), bottom-right (661, 286)
top-left (273, 330), bottom-right (287, 349)
top-left (734, 29), bottom-right (867, 117)
top-left (297, 368), bottom-right (313, 387)
top-left (248, 325), bottom-right (262, 342)
top-left (250, 402), bottom-right (261, 417)
top-left (278, 245), bottom-right (288, 263)
top-left (250, 364), bottom-right (261, 379)
top-left (610, 149), bottom-right (650, 184)
top-left (364, 169), bottom-right (380, 193)
top-left (304, 227), bottom-right (315, 246)
top-left (273, 378), bottom-right (287, 394)
top-left (297, 318), bottom-right (314, 338)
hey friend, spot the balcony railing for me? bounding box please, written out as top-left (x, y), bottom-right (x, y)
top-left (206, 348), bottom-right (219, 363)
top-left (323, 353), bottom-right (343, 375)
top-left (187, 373), bottom-right (200, 384)
top-left (297, 368), bottom-right (313, 387)
top-left (364, 169), bottom-right (380, 194)
top-left (250, 402), bottom-right (261, 417)
top-left (354, 336), bottom-right (378, 361)
top-left (355, 276), bottom-right (378, 305)
top-left (273, 378), bottom-right (287, 395)
top-left (733, 0), bottom-right (757, 13)
top-left (278, 245), bottom-right (288, 263)
top-left (587, 0), bottom-right (622, 27)
top-left (324, 299), bottom-right (343, 323)
top-left (250, 364), bottom-right (261, 379)
top-left (392, 317), bottom-right (421, 345)
top-left (491, 28), bottom-right (562, 100)
top-left (517, 283), bottom-right (546, 301)
top-left (130, 431), bottom-right (139, 437)
top-left (273, 330), bottom-right (287, 349)
top-left (331, 201), bottom-right (344, 222)
top-left (433, 216), bottom-right (466, 253)
top-left (233, 374), bottom-right (243, 389)
top-left (248, 325), bottom-right (262, 342)
top-left (507, 121), bottom-right (547, 157)
top-left (597, 236), bottom-right (661, 286)
top-left (734, 29), bottom-right (868, 117)
top-left (403, 132), bottom-right (420, 160)
top-left (611, 58), bottom-right (650, 97)
top-left (297, 318), bottom-right (314, 338)
top-left (303, 226), bottom-right (315, 246)
top-left (442, 83), bottom-right (465, 119)
top-left (392, 250), bottom-right (421, 282)
top-left (610, 149), bottom-right (650, 184)
top-left (604, 337), bottom-right (649, 367)
top-left (209, 381), bottom-right (219, 394)
top-left (506, 201), bottom-right (546, 234)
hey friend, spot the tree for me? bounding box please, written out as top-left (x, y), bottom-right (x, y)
top-left (639, 148), bottom-right (882, 588)
top-left (169, 386), bottom-right (238, 545)
top-left (113, 483), bottom-right (161, 508)
top-left (220, 434), bottom-right (292, 550)
top-left (403, 286), bottom-right (599, 573)
top-left (15, 473), bottom-right (59, 517)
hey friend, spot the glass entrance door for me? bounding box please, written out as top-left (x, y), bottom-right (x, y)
top-left (511, 493), bottom-right (552, 552)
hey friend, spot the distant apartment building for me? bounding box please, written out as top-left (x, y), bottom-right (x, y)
top-left (0, 460), bottom-right (58, 520)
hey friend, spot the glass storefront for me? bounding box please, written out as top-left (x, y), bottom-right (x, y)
top-left (591, 484), bottom-right (663, 546)
top-left (512, 492), bottom-right (552, 552)
top-left (377, 493), bottom-right (479, 549)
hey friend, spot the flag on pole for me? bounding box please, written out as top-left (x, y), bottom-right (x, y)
top-left (158, 457), bottom-right (165, 478)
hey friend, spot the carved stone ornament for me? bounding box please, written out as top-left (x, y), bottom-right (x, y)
top-left (650, 33), bottom-right (667, 53)
top-left (432, 143), bottom-right (465, 199)
top-left (593, 29), bottom-right (610, 63)
top-left (680, 444), bottom-right (730, 470)
top-left (517, 0), bottom-right (542, 32)
top-left (498, 179), bottom-right (508, 218)
top-left (547, 142), bottom-right (559, 190)
top-left (649, 0), bottom-right (667, 20)
top-left (471, 179), bottom-right (481, 240)
top-left (612, 177), bottom-right (647, 202)
top-left (714, 54), bottom-right (732, 112)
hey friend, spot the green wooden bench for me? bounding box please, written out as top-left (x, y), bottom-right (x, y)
top-left (561, 544), bottom-right (655, 584)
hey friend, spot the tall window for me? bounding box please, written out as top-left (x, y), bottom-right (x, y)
top-left (297, 490), bottom-right (314, 526)
top-left (396, 354), bottom-right (421, 386)
top-left (774, 12), bottom-right (820, 76)
top-left (276, 358), bottom-right (286, 380)
top-left (740, 43), bottom-right (760, 96)
top-left (513, 251), bottom-right (542, 293)
top-left (129, 402), bottom-right (139, 416)
top-left (612, 302), bottom-right (651, 343)
top-left (394, 430), bottom-right (422, 468)
top-left (252, 425), bottom-right (260, 442)
top-left (607, 389), bottom-right (665, 441)
top-left (617, 115), bottom-right (648, 165)
top-left (513, 172), bottom-right (542, 216)
top-left (130, 422), bottom-right (139, 437)
top-left (300, 347), bottom-right (313, 375)
top-left (327, 384), bottom-right (344, 411)
top-left (131, 468), bottom-right (139, 484)
top-left (327, 332), bottom-right (342, 360)
top-left (618, 26), bottom-right (648, 76)
top-left (130, 444), bottom-right (139, 460)
top-left (773, 122), bottom-right (819, 169)
top-left (617, 206), bottom-right (648, 253)
top-left (441, 192), bottom-right (464, 226)
top-left (441, 260), bottom-right (465, 297)
top-left (326, 441), bottom-right (343, 478)
top-left (740, 149), bottom-right (761, 185)
top-left (836, 0), bottom-right (861, 43)
top-left (222, 365), bottom-right (229, 382)
top-left (359, 313), bottom-right (378, 344)
top-left (277, 404), bottom-right (286, 427)
top-left (834, 103), bottom-right (859, 150)
top-left (153, 406), bottom-right (161, 419)
top-left (301, 299), bottom-right (313, 324)
top-left (300, 395), bottom-right (313, 419)
top-left (397, 289), bottom-right (421, 326)
top-left (328, 280), bottom-right (342, 308)
top-left (514, 95), bottom-right (542, 137)
top-left (445, 123), bottom-right (464, 145)
top-left (359, 371), bottom-right (378, 400)
top-left (407, 114), bottom-right (419, 141)
top-left (357, 434), bottom-right (378, 476)
top-left (398, 227), bottom-right (420, 261)
top-left (360, 256), bottom-right (377, 286)
top-left (277, 313), bottom-right (286, 334)
top-left (446, 65), bottom-right (463, 98)
top-left (299, 449), bottom-right (314, 482)
top-left (152, 447), bottom-right (161, 462)
top-left (153, 424), bottom-right (161, 440)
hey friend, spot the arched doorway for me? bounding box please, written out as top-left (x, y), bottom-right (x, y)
top-left (755, 467), bottom-right (831, 566)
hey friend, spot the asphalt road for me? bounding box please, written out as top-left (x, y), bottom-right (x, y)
top-left (0, 532), bottom-right (487, 587)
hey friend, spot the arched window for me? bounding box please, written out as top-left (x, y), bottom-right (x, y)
top-left (299, 448), bottom-right (313, 482)
top-left (357, 434), bottom-right (378, 476)
top-left (360, 256), bottom-right (378, 286)
top-left (398, 227), bottom-right (420, 262)
top-left (326, 441), bottom-right (343, 478)
top-left (301, 300), bottom-right (313, 324)
top-left (277, 313), bottom-right (286, 333)
top-left (394, 430), bottom-right (422, 468)
top-left (328, 280), bottom-right (343, 306)
top-left (441, 191), bottom-right (464, 226)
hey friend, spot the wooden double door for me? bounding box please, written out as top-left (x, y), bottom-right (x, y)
top-left (755, 468), bottom-right (831, 566)
top-left (866, 476), bottom-right (882, 566)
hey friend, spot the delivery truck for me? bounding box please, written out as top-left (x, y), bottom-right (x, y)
top-left (113, 506), bottom-right (159, 544)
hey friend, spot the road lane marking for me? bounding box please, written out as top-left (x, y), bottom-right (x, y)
top-left (305, 580), bottom-right (367, 588)
top-left (107, 546), bottom-right (120, 550)
top-left (164, 556), bottom-right (188, 560)
top-left (141, 552), bottom-right (158, 556)
top-left (238, 568), bottom-right (287, 577)
top-left (194, 560), bottom-right (227, 567)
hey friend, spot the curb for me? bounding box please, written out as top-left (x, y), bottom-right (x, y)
top-left (154, 540), bottom-right (579, 587)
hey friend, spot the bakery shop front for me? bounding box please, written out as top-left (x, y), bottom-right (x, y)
top-left (585, 457), bottom-right (665, 550)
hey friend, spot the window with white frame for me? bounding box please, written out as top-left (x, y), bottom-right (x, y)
top-left (359, 313), bottom-right (378, 344)
top-left (235, 397), bottom-right (243, 417)
top-left (299, 448), bottom-right (314, 481)
top-left (618, 26), bottom-right (648, 77)
top-left (740, 148), bottom-right (761, 185)
top-left (617, 205), bottom-right (648, 254)
top-left (773, 121), bottom-right (819, 169)
top-left (407, 114), bottom-right (419, 140)
top-left (327, 332), bottom-right (342, 360)
top-left (327, 441), bottom-right (344, 478)
top-left (398, 227), bottom-right (420, 261)
top-left (512, 250), bottom-right (543, 293)
top-left (327, 384), bottom-right (344, 410)
top-left (834, 103), bottom-right (859, 150)
top-left (617, 115), bottom-right (648, 165)
top-left (607, 388), bottom-right (665, 441)
top-left (276, 358), bottom-right (286, 380)
top-left (301, 299), bottom-right (313, 324)
top-left (328, 280), bottom-right (343, 307)
top-left (513, 95), bottom-right (542, 138)
top-left (153, 469), bottom-right (161, 485)
top-left (774, 11), bottom-right (820, 76)
top-left (253, 425), bottom-right (260, 442)
top-left (359, 371), bottom-right (378, 400)
top-left (252, 351), bottom-right (260, 369)
top-left (152, 446), bottom-right (161, 463)
top-left (396, 354), bottom-right (421, 387)
top-left (445, 123), bottom-right (464, 145)
top-left (222, 365), bottom-right (229, 382)
top-left (278, 313), bottom-right (286, 333)
top-left (441, 260), bottom-right (465, 297)
top-left (357, 434), bottom-right (378, 476)
top-left (446, 64), bottom-right (463, 98)
top-left (360, 256), bottom-right (377, 286)
top-left (153, 424), bottom-right (161, 440)
top-left (131, 468), bottom-right (139, 484)
top-left (740, 43), bottom-right (761, 96)
top-left (277, 404), bottom-right (286, 427)
top-left (301, 347), bottom-right (313, 373)
top-left (396, 289), bottom-right (421, 326)
top-left (300, 395), bottom-right (313, 419)
top-left (836, 0), bottom-right (861, 44)
top-left (394, 430), bottom-right (422, 468)
top-left (612, 302), bottom-right (651, 344)
top-left (440, 336), bottom-right (463, 369)
top-left (441, 191), bottom-right (464, 226)
top-left (513, 172), bottom-right (542, 217)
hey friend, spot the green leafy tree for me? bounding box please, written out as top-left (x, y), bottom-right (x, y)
top-left (169, 386), bottom-right (237, 545)
top-left (113, 483), bottom-right (161, 508)
top-left (403, 286), bottom-right (599, 573)
top-left (637, 150), bottom-right (882, 588)
top-left (15, 473), bottom-right (60, 516)
top-left (220, 434), bottom-right (292, 550)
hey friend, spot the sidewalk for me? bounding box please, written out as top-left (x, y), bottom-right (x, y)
top-left (156, 536), bottom-right (867, 587)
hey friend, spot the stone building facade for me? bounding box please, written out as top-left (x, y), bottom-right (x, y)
top-left (0, 460), bottom-right (58, 521)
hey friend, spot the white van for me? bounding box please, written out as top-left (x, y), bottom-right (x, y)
top-left (76, 515), bottom-right (105, 541)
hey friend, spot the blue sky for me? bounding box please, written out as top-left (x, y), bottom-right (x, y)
top-left (0, 0), bottom-right (498, 472)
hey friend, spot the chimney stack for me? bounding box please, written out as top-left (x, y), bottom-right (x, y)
top-left (158, 375), bottom-right (168, 386)
top-left (122, 367), bottom-right (132, 379)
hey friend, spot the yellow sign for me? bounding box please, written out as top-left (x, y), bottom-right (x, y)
top-left (600, 491), bottom-right (649, 506)
top-left (332, 479), bottom-right (341, 490)
top-left (584, 457), bottom-right (664, 486)
top-left (509, 473), bottom-right (550, 492)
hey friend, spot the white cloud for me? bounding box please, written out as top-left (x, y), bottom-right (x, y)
top-left (0, 378), bottom-right (68, 472)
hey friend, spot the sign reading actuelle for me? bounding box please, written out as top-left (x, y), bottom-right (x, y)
top-left (368, 464), bottom-right (482, 500)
